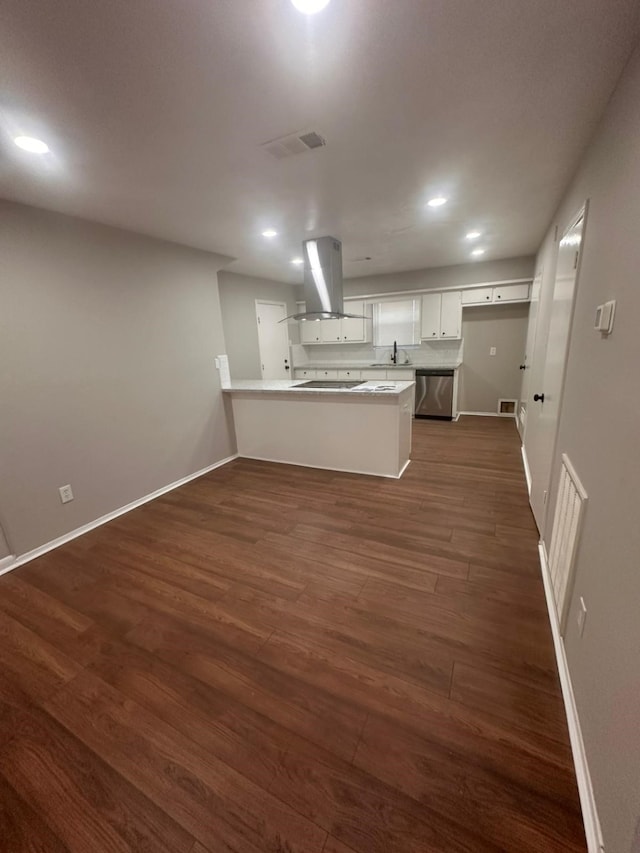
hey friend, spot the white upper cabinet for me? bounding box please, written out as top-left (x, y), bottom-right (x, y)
top-left (461, 286), bottom-right (493, 305)
top-left (341, 300), bottom-right (370, 342)
top-left (421, 291), bottom-right (462, 340)
top-left (321, 318), bottom-right (343, 342)
top-left (300, 320), bottom-right (322, 344)
top-left (492, 283), bottom-right (530, 302)
top-left (462, 283), bottom-right (530, 306)
top-left (440, 291), bottom-right (462, 338)
top-left (420, 292), bottom-right (441, 339)
top-left (299, 300), bottom-right (371, 345)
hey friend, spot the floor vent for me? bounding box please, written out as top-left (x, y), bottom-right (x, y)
top-left (548, 454), bottom-right (588, 632)
top-left (261, 130), bottom-right (326, 160)
top-left (498, 398), bottom-right (517, 416)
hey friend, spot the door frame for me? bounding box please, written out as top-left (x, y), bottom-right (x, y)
top-left (526, 202), bottom-right (587, 536)
top-left (255, 300), bottom-right (292, 379)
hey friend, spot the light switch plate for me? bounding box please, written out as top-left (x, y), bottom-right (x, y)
top-left (59, 484), bottom-right (74, 504)
top-left (594, 300), bottom-right (616, 334)
top-left (489, 346), bottom-right (496, 356)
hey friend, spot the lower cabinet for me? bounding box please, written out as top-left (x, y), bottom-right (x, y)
top-left (294, 367), bottom-right (415, 381)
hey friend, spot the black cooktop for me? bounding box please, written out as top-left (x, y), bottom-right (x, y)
top-left (293, 380), bottom-right (365, 389)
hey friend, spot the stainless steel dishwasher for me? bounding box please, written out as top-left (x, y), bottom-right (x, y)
top-left (414, 369), bottom-right (454, 420)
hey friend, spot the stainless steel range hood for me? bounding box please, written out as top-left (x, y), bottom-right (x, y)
top-left (283, 236), bottom-right (364, 322)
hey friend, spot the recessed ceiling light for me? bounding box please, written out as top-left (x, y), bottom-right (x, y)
top-left (465, 230), bottom-right (482, 240)
top-left (427, 196), bottom-right (448, 208)
top-left (262, 229), bottom-right (278, 238)
top-left (291, 257), bottom-right (303, 265)
top-left (14, 135), bottom-right (49, 154)
top-left (471, 248), bottom-right (486, 257)
top-left (291, 0), bottom-right (331, 14)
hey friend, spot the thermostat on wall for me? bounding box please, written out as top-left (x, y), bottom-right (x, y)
top-left (594, 300), bottom-right (616, 335)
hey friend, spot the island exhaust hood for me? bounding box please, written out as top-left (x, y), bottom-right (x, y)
top-left (282, 236), bottom-right (365, 322)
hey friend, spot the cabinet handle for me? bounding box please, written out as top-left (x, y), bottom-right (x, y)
top-left (432, 332), bottom-right (436, 336)
top-left (519, 364), bottom-right (526, 370)
top-left (533, 393), bottom-right (545, 403)
top-left (497, 294), bottom-right (502, 299)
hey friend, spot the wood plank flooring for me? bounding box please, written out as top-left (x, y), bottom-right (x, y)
top-left (0, 416), bottom-right (586, 852)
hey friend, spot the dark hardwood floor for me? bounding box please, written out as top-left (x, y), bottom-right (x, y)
top-left (0, 416), bottom-right (586, 852)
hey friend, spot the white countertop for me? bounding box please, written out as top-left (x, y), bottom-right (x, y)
top-left (299, 361), bottom-right (461, 370)
top-left (222, 379), bottom-right (415, 396)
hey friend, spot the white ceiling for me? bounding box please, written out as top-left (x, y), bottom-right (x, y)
top-left (1, 0), bottom-right (639, 282)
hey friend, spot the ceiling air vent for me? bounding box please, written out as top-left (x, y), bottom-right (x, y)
top-left (261, 130), bottom-right (326, 160)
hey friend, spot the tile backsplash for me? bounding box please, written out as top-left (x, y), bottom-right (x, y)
top-left (291, 339), bottom-right (463, 367)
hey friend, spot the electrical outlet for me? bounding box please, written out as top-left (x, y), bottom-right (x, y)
top-left (577, 597), bottom-right (587, 637)
top-left (59, 484), bottom-right (74, 504)
top-left (489, 346), bottom-right (496, 356)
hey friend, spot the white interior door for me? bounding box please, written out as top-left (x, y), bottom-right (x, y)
top-left (518, 268), bottom-right (543, 436)
top-left (256, 301), bottom-right (291, 379)
top-left (525, 209), bottom-right (585, 533)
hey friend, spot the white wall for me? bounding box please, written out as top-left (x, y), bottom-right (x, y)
top-left (218, 271), bottom-right (300, 379)
top-left (0, 200), bottom-right (236, 557)
top-left (532, 43), bottom-right (640, 853)
top-left (343, 255), bottom-right (534, 298)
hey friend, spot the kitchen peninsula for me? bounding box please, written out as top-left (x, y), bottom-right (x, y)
top-left (223, 380), bottom-right (414, 478)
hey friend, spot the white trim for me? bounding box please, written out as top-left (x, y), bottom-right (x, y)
top-left (255, 299), bottom-right (291, 380)
top-left (397, 458), bottom-right (411, 478)
top-left (497, 398), bottom-right (518, 417)
top-left (346, 277), bottom-right (533, 302)
top-left (521, 444), bottom-right (532, 495)
top-left (237, 453), bottom-right (409, 480)
top-left (456, 411), bottom-right (501, 417)
top-left (0, 454), bottom-right (238, 578)
top-left (0, 555), bottom-right (16, 574)
top-left (538, 542), bottom-right (605, 853)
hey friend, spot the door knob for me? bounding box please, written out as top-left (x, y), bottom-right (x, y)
top-left (519, 364), bottom-right (526, 370)
top-left (533, 393), bottom-right (545, 402)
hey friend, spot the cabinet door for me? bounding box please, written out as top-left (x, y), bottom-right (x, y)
top-left (300, 321), bottom-right (322, 344)
top-left (341, 300), bottom-right (367, 342)
top-left (360, 369), bottom-right (388, 380)
top-left (492, 283), bottom-right (530, 302)
top-left (391, 370), bottom-right (415, 380)
top-left (337, 369), bottom-right (362, 380)
top-left (420, 293), bottom-right (442, 339)
top-left (321, 318), bottom-right (343, 342)
top-left (294, 368), bottom-right (317, 379)
top-left (461, 287), bottom-right (493, 305)
top-left (440, 291), bottom-right (462, 339)
top-left (317, 369), bottom-right (339, 379)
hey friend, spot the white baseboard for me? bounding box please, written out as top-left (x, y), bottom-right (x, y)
top-left (456, 411), bottom-right (501, 417)
top-left (521, 444), bottom-right (532, 495)
top-left (0, 555), bottom-right (16, 573)
top-left (0, 453), bottom-right (238, 578)
top-left (237, 453), bottom-right (408, 480)
top-left (538, 542), bottom-right (605, 853)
